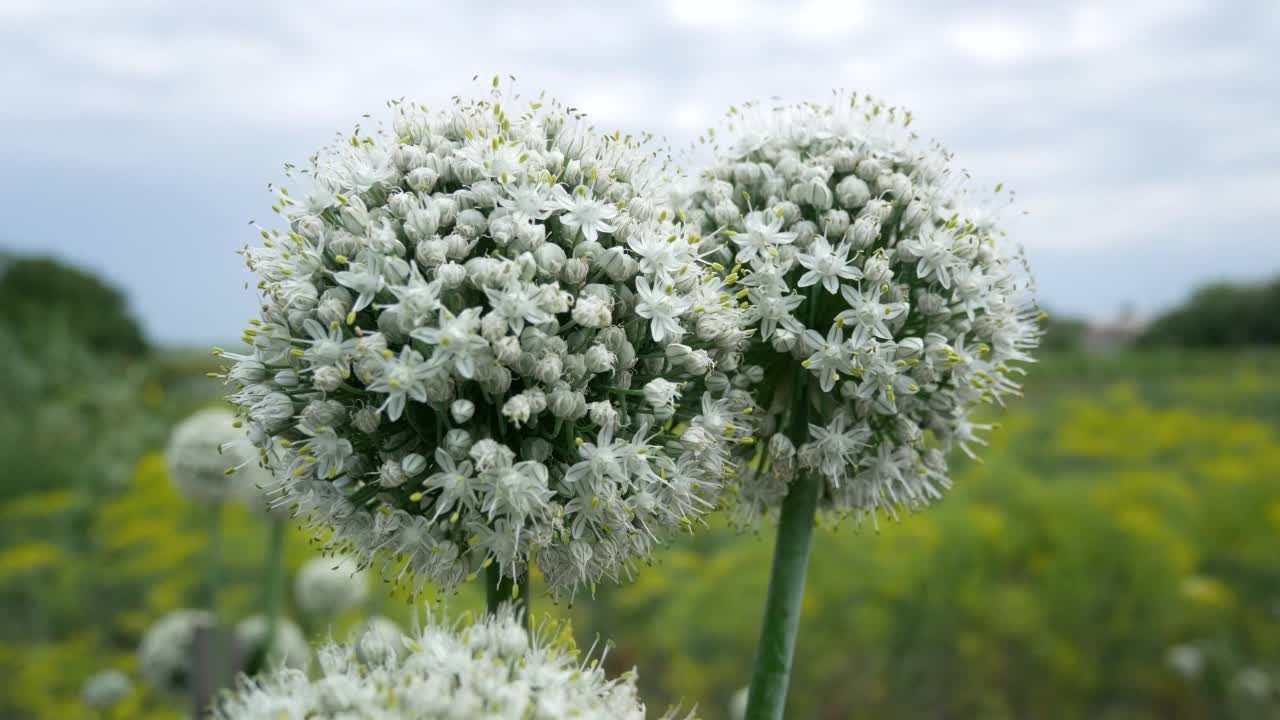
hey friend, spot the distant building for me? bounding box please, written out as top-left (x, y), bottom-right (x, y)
top-left (1083, 310), bottom-right (1147, 352)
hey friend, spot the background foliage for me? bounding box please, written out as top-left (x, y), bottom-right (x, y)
top-left (0, 255), bottom-right (148, 357)
top-left (2, 257), bottom-right (1278, 719)
top-left (1140, 276), bottom-right (1280, 348)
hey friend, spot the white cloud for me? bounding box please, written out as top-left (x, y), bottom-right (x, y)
top-left (1066, 0), bottom-right (1210, 53)
top-left (1023, 171), bottom-right (1280, 254)
top-left (946, 20), bottom-right (1035, 64)
top-left (664, 0), bottom-right (862, 41)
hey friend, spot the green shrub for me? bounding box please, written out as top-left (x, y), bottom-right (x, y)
top-left (0, 256), bottom-right (147, 357)
top-left (1140, 277), bottom-right (1280, 348)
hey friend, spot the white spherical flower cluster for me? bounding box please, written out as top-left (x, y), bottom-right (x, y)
top-left (138, 609), bottom-right (213, 696)
top-left (216, 609), bottom-right (694, 720)
top-left (221, 82), bottom-right (752, 597)
top-left (235, 615), bottom-right (312, 672)
top-left (81, 669), bottom-right (132, 709)
top-left (165, 408), bottom-right (272, 503)
top-left (294, 555), bottom-right (370, 618)
top-left (683, 95), bottom-right (1041, 525)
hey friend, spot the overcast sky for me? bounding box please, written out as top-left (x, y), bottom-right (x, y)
top-left (2, 0), bottom-right (1277, 345)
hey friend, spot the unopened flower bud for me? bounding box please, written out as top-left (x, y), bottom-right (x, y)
top-left (713, 201), bottom-right (740, 226)
top-left (572, 295), bottom-right (612, 328)
top-left (835, 175), bottom-right (871, 210)
top-left (313, 366), bottom-right (343, 392)
top-left (685, 349), bottom-right (714, 375)
top-left (855, 157), bottom-right (885, 182)
top-left (829, 147), bottom-right (861, 173)
top-left (895, 417), bottom-right (923, 444)
top-left (822, 209), bottom-right (850, 238)
top-left (274, 369), bottom-right (300, 388)
top-left (380, 459), bottom-right (407, 488)
top-left (561, 353), bottom-right (587, 383)
top-left (317, 287), bottom-right (354, 326)
top-left (790, 177), bottom-right (833, 210)
top-left (769, 432), bottom-right (796, 461)
top-left (664, 343), bottom-right (692, 364)
top-left (483, 366), bottom-right (512, 395)
top-left (406, 167), bottom-right (439, 192)
top-left (352, 406), bottom-right (381, 434)
top-left (705, 371), bottom-right (730, 394)
top-left (252, 392), bottom-right (295, 431)
top-left (450, 399), bottom-right (475, 423)
top-left (584, 345), bottom-right (615, 374)
top-left (454, 209), bottom-right (487, 240)
top-left (772, 201), bottom-right (802, 225)
top-left (415, 239), bottom-right (448, 268)
top-left (492, 336), bottom-right (522, 365)
top-left (586, 401), bottom-right (619, 432)
top-left (303, 399), bottom-right (346, 427)
top-left (895, 337), bottom-right (924, 360)
top-left (572, 240), bottom-right (604, 261)
top-left (481, 313), bottom-right (509, 343)
top-left (534, 354), bottom-right (563, 386)
top-left (443, 429), bottom-right (472, 460)
top-left (401, 453), bottom-right (427, 477)
top-left (444, 233), bottom-right (472, 260)
top-left (849, 215), bottom-right (881, 249)
top-left (534, 243), bottom-right (567, 276)
top-left (560, 258), bottom-right (589, 285)
top-left (549, 386), bottom-right (587, 420)
top-left (615, 341), bottom-right (636, 370)
top-left (597, 326), bottom-right (627, 352)
top-left (437, 262), bottom-right (466, 288)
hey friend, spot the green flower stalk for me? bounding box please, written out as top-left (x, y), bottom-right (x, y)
top-left (257, 517), bottom-right (288, 672)
top-left (205, 502), bottom-right (227, 692)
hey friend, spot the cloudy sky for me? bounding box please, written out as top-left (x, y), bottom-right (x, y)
top-left (2, 0), bottom-right (1277, 345)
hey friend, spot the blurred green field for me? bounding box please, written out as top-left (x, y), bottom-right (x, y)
top-left (2, 348), bottom-right (1278, 718)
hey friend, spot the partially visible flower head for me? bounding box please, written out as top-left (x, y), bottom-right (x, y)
top-left (220, 79), bottom-right (752, 598)
top-left (294, 555), bottom-right (370, 618)
top-left (165, 408), bottom-right (271, 503)
top-left (683, 93), bottom-right (1041, 525)
top-left (237, 439), bottom-right (296, 520)
top-left (1166, 644), bottom-right (1205, 681)
top-left (138, 609), bottom-right (213, 696)
top-left (351, 615), bottom-right (406, 666)
top-left (81, 669), bottom-right (132, 709)
top-left (1234, 666), bottom-right (1273, 702)
top-left (728, 686), bottom-right (748, 720)
top-left (235, 615), bottom-right (312, 672)
top-left (216, 609), bottom-right (694, 720)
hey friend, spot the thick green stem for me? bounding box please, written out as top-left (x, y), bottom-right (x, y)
top-left (206, 502), bottom-right (227, 691)
top-left (746, 353), bottom-right (818, 720)
top-left (744, 470), bottom-right (820, 720)
top-left (261, 517), bottom-right (287, 664)
top-left (485, 563), bottom-right (530, 631)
